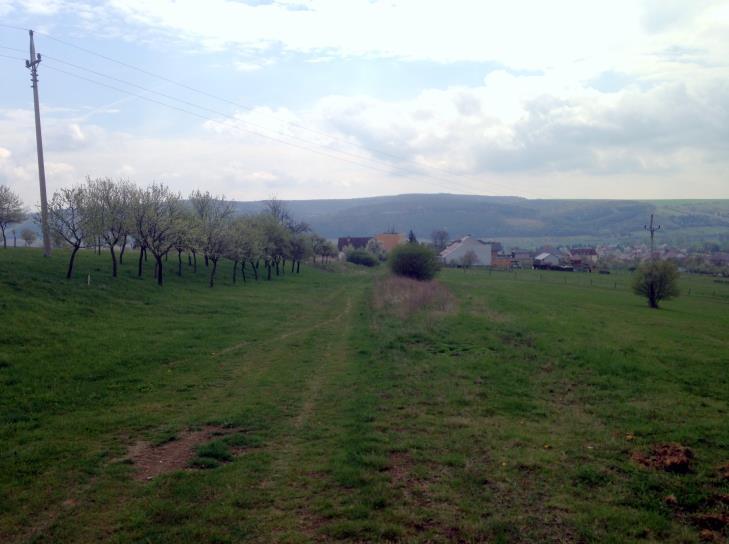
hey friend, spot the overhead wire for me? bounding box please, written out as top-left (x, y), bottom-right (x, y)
top-left (40, 59), bottom-right (507, 196)
top-left (29, 27), bottom-right (539, 197)
top-left (2, 22), bottom-right (542, 197)
top-left (41, 63), bottom-right (439, 182)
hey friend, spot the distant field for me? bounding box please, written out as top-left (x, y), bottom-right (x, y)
top-left (1, 249), bottom-right (728, 543)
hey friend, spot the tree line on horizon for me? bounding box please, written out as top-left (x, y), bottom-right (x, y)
top-left (0, 180), bottom-right (339, 287)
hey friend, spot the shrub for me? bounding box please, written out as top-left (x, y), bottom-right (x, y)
top-left (388, 244), bottom-right (440, 281)
top-left (632, 260), bottom-right (680, 309)
top-left (346, 249), bottom-right (379, 267)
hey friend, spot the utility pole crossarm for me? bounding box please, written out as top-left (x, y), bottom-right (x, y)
top-left (26, 29), bottom-right (52, 257)
top-left (644, 213), bottom-right (661, 260)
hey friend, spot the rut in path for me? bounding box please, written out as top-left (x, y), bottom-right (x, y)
top-left (259, 293), bottom-right (356, 538)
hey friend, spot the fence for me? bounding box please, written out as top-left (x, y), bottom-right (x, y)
top-left (456, 268), bottom-right (729, 303)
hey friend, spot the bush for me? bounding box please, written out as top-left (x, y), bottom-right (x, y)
top-left (346, 249), bottom-right (379, 267)
top-left (632, 260), bottom-right (680, 309)
top-left (388, 244), bottom-right (440, 281)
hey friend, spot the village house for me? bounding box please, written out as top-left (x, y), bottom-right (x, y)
top-left (511, 249), bottom-right (534, 268)
top-left (533, 252), bottom-right (560, 268)
top-left (570, 247), bottom-right (598, 265)
top-left (440, 236), bottom-right (492, 266)
top-left (337, 236), bottom-right (371, 252)
top-left (375, 232), bottom-right (406, 253)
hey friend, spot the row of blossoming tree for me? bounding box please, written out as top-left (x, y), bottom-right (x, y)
top-left (1, 179), bottom-right (339, 286)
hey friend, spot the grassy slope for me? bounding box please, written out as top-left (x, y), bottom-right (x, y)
top-left (1, 249), bottom-right (728, 543)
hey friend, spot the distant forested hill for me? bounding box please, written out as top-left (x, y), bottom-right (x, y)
top-left (233, 194), bottom-right (729, 245)
top-left (13, 194), bottom-right (728, 248)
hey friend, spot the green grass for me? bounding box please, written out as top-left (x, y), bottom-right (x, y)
top-left (1, 248), bottom-right (728, 543)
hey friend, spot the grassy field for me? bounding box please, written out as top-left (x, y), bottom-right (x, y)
top-left (1, 249), bottom-right (728, 543)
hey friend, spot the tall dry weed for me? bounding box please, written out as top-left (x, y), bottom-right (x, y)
top-left (373, 275), bottom-right (457, 319)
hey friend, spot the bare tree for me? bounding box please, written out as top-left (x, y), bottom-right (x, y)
top-left (431, 229), bottom-right (449, 252)
top-left (460, 249), bottom-right (479, 270)
top-left (263, 196), bottom-right (290, 226)
top-left (21, 228), bottom-right (37, 247)
top-left (0, 185), bottom-right (26, 249)
top-left (48, 186), bottom-right (88, 278)
top-left (289, 234), bottom-right (311, 273)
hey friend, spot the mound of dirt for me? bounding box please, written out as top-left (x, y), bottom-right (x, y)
top-left (631, 443), bottom-right (694, 473)
top-left (125, 426), bottom-right (235, 481)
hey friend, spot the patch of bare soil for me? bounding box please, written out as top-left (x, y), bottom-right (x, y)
top-left (719, 462), bottom-right (729, 481)
top-left (631, 443), bottom-right (694, 473)
top-left (373, 276), bottom-right (457, 319)
top-left (125, 426), bottom-right (235, 480)
top-left (699, 529), bottom-right (724, 543)
top-left (692, 513), bottom-right (729, 532)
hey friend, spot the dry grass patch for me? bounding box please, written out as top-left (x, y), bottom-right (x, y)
top-left (373, 275), bottom-right (457, 319)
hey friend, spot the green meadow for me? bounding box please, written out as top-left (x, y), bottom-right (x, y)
top-left (1, 249), bottom-right (728, 543)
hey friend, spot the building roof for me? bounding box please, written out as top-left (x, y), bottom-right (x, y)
top-left (571, 247), bottom-right (597, 256)
top-left (375, 233), bottom-right (406, 252)
top-left (485, 241), bottom-right (503, 253)
top-left (337, 236), bottom-right (371, 251)
top-left (440, 236), bottom-right (490, 258)
top-left (535, 252), bottom-right (555, 261)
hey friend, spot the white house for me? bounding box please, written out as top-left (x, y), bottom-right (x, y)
top-left (534, 252), bottom-right (560, 267)
top-left (440, 236), bottom-right (492, 266)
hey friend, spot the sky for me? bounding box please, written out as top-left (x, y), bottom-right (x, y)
top-left (1, 0), bottom-right (728, 206)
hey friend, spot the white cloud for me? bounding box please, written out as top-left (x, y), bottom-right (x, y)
top-left (52, 0), bottom-right (725, 82)
top-left (2, 0), bottom-right (728, 201)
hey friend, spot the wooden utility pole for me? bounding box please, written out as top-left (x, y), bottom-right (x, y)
top-left (644, 213), bottom-right (660, 260)
top-left (26, 30), bottom-right (51, 257)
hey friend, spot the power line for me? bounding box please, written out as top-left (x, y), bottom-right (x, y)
top-left (0, 53), bottom-right (25, 62)
top-left (28, 27), bottom-right (541, 197)
top-left (41, 63), bottom-right (445, 184)
top-left (41, 53), bottom-right (524, 196)
top-left (39, 61), bottom-right (508, 196)
top-left (4, 23), bottom-right (543, 197)
top-left (0, 45), bottom-right (26, 53)
top-left (0, 23), bottom-right (28, 31)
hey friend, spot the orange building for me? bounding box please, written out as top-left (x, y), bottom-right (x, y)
top-left (375, 233), bottom-right (406, 252)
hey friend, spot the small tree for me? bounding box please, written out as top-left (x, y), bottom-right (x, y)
top-left (193, 191), bottom-right (233, 288)
top-left (132, 184), bottom-right (183, 286)
top-left (407, 229), bottom-right (418, 244)
top-left (84, 177), bottom-right (134, 277)
top-left (389, 243), bottom-right (440, 281)
top-left (461, 249), bottom-right (479, 270)
top-left (48, 186), bottom-right (88, 279)
top-left (21, 228), bottom-right (37, 247)
top-left (290, 234), bottom-right (311, 273)
top-left (365, 238), bottom-right (386, 261)
top-left (632, 260), bottom-right (680, 309)
top-left (431, 229), bottom-right (449, 252)
top-left (0, 185), bottom-right (26, 249)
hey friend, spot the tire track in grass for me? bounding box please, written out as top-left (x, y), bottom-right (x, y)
top-left (255, 293), bottom-right (357, 541)
top-left (11, 286), bottom-right (359, 544)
